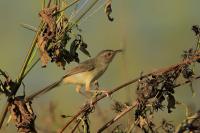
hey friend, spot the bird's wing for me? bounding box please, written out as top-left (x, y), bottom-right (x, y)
top-left (62, 59), bottom-right (95, 78)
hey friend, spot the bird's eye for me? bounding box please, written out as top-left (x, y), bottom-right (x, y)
top-left (107, 52), bottom-right (111, 56)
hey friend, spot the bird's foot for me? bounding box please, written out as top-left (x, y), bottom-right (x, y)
top-left (90, 89), bottom-right (111, 98)
top-left (99, 90), bottom-right (111, 97)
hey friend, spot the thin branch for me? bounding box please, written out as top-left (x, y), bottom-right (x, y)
top-left (55, 0), bottom-right (80, 14)
top-left (66, 0), bottom-right (100, 32)
top-left (97, 101), bottom-right (138, 133)
top-left (174, 75), bottom-right (200, 87)
top-left (25, 79), bottom-right (62, 103)
top-left (71, 118), bottom-right (81, 133)
top-left (75, 0), bottom-right (99, 24)
top-left (0, 103), bottom-right (10, 129)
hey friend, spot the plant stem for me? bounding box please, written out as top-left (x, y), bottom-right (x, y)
top-left (17, 21), bottom-right (44, 90)
top-left (22, 58), bottom-right (40, 80)
top-left (65, 0), bottom-right (100, 32)
top-left (56, 0), bottom-right (80, 14)
top-left (76, 0), bottom-right (99, 24)
top-left (0, 103), bottom-right (10, 128)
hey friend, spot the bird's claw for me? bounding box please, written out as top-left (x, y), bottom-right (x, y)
top-left (101, 90), bottom-right (110, 97)
top-left (95, 90), bottom-right (111, 97)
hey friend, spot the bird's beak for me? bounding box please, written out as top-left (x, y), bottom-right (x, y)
top-left (114, 49), bottom-right (123, 54)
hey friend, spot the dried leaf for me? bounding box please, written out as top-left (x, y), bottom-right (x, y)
top-left (70, 39), bottom-right (79, 63)
top-left (37, 35), bottom-right (51, 67)
top-left (167, 93), bottom-right (175, 113)
top-left (69, 35), bottom-right (89, 63)
top-left (80, 42), bottom-right (91, 57)
top-left (63, 49), bottom-right (74, 63)
top-left (56, 59), bottom-right (66, 70)
top-left (105, 0), bottom-right (114, 21)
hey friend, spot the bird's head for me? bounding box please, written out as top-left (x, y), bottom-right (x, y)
top-left (96, 49), bottom-right (122, 64)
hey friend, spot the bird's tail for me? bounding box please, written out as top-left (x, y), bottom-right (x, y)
top-left (25, 79), bottom-right (63, 102)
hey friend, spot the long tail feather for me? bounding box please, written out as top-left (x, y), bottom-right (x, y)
top-left (25, 79), bottom-right (63, 102)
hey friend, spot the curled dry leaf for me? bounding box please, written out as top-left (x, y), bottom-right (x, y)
top-left (70, 39), bottom-right (80, 63)
top-left (70, 35), bottom-right (91, 63)
top-left (37, 35), bottom-right (51, 67)
top-left (167, 93), bottom-right (176, 113)
top-left (105, 0), bottom-right (114, 22)
top-left (80, 42), bottom-right (91, 57)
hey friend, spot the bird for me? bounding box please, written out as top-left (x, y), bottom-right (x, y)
top-left (26, 49), bottom-right (122, 101)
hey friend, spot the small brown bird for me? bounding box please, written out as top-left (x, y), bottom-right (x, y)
top-left (27, 49), bottom-right (122, 100)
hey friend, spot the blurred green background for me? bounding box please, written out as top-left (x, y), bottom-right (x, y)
top-left (0, 0), bottom-right (200, 132)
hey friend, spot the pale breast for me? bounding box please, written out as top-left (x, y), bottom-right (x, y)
top-left (62, 69), bottom-right (99, 85)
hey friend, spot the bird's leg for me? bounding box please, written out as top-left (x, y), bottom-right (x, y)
top-left (85, 82), bottom-right (92, 95)
top-left (75, 84), bottom-right (82, 93)
top-left (93, 82), bottom-right (111, 97)
top-left (75, 85), bottom-right (90, 99)
top-left (85, 82), bottom-right (102, 97)
top-left (87, 81), bottom-right (111, 97)
top-left (94, 80), bottom-right (99, 90)
top-left (89, 90), bottom-right (111, 98)
top-left (85, 82), bottom-right (101, 106)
